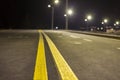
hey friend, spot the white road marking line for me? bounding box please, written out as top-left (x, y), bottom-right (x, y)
top-left (83, 39), bottom-right (92, 42)
top-left (70, 35), bottom-right (81, 38)
top-left (117, 48), bottom-right (120, 50)
top-left (73, 42), bottom-right (82, 44)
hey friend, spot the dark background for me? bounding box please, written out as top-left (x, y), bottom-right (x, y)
top-left (0, 0), bottom-right (120, 29)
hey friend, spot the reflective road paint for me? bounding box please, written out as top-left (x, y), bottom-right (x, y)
top-left (33, 31), bottom-right (48, 80)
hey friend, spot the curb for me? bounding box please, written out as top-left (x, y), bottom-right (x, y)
top-left (69, 30), bottom-right (120, 40)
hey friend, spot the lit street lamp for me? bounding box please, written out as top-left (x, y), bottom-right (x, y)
top-left (85, 15), bottom-right (93, 31)
top-left (87, 15), bottom-right (92, 20)
top-left (48, 0), bottom-right (59, 30)
top-left (67, 9), bottom-right (73, 15)
top-left (114, 21), bottom-right (120, 30)
top-left (65, 9), bottom-right (73, 30)
top-left (102, 19), bottom-right (108, 32)
top-left (48, 4), bottom-right (51, 8)
top-left (54, 0), bottom-right (59, 4)
top-left (64, 9), bottom-right (73, 30)
top-left (104, 19), bottom-right (108, 23)
top-left (116, 21), bottom-right (119, 25)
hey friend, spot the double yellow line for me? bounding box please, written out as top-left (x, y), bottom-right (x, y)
top-left (33, 31), bottom-right (48, 80)
top-left (33, 30), bottom-right (78, 80)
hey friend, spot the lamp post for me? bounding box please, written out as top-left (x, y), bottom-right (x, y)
top-left (64, 9), bottom-right (73, 30)
top-left (114, 21), bottom-right (119, 30)
top-left (102, 19), bottom-right (108, 32)
top-left (48, 0), bottom-right (59, 30)
top-left (85, 15), bottom-right (92, 31)
top-left (65, 0), bottom-right (68, 30)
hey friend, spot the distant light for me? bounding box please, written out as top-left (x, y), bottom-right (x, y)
top-left (85, 19), bottom-right (87, 22)
top-left (116, 21), bottom-right (119, 25)
top-left (87, 15), bottom-right (92, 20)
top-left (48, 4), bottom-right (51, 8)
top-left (101, 27), bottom-right (103, 30)
top-left (56, 26), bottom-right (58, 29)
top-left (104, 19), bottom-right (108, 23)
top-left (102, 22), bottom-right (104, 24)
top-left (54, 0), bottom-right (59, 4)
top-left (67, 9), bottom-right (73, 15)
top-left (114, 24), bottom-right (116, 26)
top-left (97, 27), bottom-right (100, 30)
top-left (64, 14), bottom-right (67, 17)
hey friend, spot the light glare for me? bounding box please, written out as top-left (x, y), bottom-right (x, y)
top-left (87, 15), bottom-right (92, 20)
top-left (64, 14), bottom-right (67, 17)
top-left (55, 0), bottom-right (59, 4)
top-left (67, 9), bottom-right (73, 15)
top-left (85, 19), bottom-right (87, 21)
top-left (116, 21), bottom-right (119, 25)
top-left (48, 5), bottom-right (51, 8)
top-left (104, 19), bottom-right (108, 23)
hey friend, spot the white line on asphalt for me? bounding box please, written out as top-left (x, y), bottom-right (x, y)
top-left (117, 48), bottom-right (120, 50)
top-left (73, 42), bottom-right (82, 44)
top-left (83, 39), bottom-right (92, 42)
top-left (70, 35), bottom-right (81, 38)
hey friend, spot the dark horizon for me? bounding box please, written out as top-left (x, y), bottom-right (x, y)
top-left (0, 0), bottom-right (120, 29)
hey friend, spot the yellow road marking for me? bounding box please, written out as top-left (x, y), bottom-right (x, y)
top-left (33, 32), bottom-right (48, 80)
top-left (43, 32), bottom-right (78, 80)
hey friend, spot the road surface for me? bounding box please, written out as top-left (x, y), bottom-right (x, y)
top-left (0, 30), bottom-right (120, 80)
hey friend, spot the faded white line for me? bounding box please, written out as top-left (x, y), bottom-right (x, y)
top-left (83, 39), bottom-right (92, 42)
top-left (70, 35), bottom-right (81, 38)
top-left (117, 48), bottom-right (120, 50)
top-left (73, 42), bottom-right (82, 44)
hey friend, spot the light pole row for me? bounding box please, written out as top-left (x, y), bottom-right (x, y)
top-left (48, 0), bottom-right (59, 30)
top-left (48, 0), bottom-right (73, 30)
top-left (85, 15), bottom-right (120, 31)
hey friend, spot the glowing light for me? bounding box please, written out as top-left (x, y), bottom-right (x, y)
top-left (48, 4), bottom-right (51, 8)
top-left (116, 21), bottom-right (119, 25)
top-left (85, 19), bottom-right (87, 21)
top-left (104, 19), bottom-right (108, 23)
top-left (55, 0), bottom-right (59, 4)
top-left (64, 14), bottom-right (67, 17)
top-left (67, 9), bottom-right (73, 15)
top-left (87, 15), bottom-right (92, 20)
top-left (114, 24), bottom-right (116, 26)
top-left (102, 22), bottom-right (104, 24)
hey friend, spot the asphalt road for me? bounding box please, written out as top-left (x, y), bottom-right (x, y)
top-left (0, 30), bottom-right (59, 80)
top-left (0, 30), bottom-right (120, 80)
top-left (0, 30), bottom-right (39, 80)
top-left (45, 30), bottom-right (120, 80)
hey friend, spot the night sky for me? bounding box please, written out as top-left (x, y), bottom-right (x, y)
top-left (0, 0), bottom-right (120, 29)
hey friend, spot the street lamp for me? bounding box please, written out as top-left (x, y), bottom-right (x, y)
top-left (67, 9), bottom-right (73, 15)
top-left (101, 22), bottom-right (104, 24)
top-left (104, 19), bottom-right (108, 23)
top-left (65, 0), bottom-right (68, 30)
top-left (85, 15), bottom-right (93, 31)
top-left (116, 21), bottom-right (119, 25)
top-left (65, 9), bottom-right (73, 30)
top-left (102, 19), bottom-right (108, 32)
top-left (48, 4), bottom-right (51, 8)
top-left (54, 0), bottom-right (59, 4)
top-left (48, 0), bottom-right (59, 30)
top-left (114, 21), bottom-right (119, 30)
top-left (87, 15), bottom-right (92, 20)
